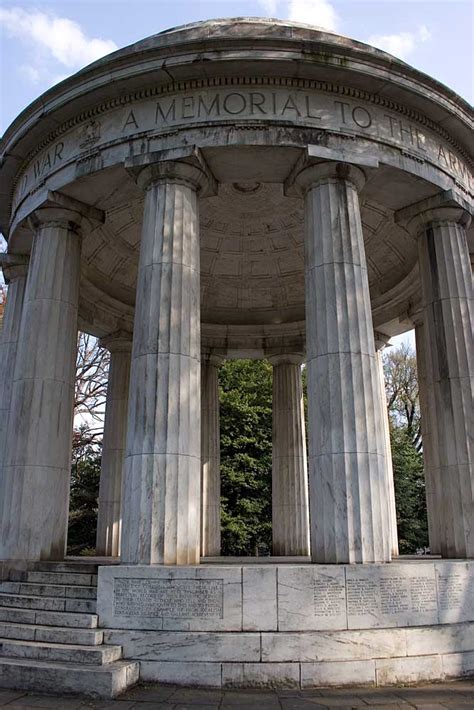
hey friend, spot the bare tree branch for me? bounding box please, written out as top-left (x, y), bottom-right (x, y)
top-left (383, 342), bottom-right (421, 447)
top-left (74, 332), bottom-right (110, 422)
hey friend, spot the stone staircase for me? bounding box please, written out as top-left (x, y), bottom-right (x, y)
top-left (0, 561), bottom-right (139, 697)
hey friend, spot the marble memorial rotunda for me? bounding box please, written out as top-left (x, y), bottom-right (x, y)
top-left (0, 18), bottom-right (472, 696)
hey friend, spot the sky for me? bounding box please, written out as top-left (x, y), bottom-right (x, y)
top-left (0, 0), bottom-right (472, 135)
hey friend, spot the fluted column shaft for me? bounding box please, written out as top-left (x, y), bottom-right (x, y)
top-left (96, 333), bottom-right (132, 557)
top-left (416, 208), bottom-right (473, 558)
top-left (201, 354), bottom-right (222, 557)
top-left (1, 209), bottom-right (82, 560)
top-left (298, 162), bottom-right (391, 563)
top-left (271, 356), bottom-right (310, 556)
top-left (0, 257), bottom-right (28, 552)
top-left (415, 322), bottom-right (441, 554)
top-left (121, 162), bottom-right (204, 565)
top-left (374, 337), bottom-right (399, 557)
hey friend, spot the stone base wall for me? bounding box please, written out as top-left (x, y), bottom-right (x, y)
top-left (97, 561), bottom-right (474, 688)
top-left (0, 560), bottom-right (29, 583)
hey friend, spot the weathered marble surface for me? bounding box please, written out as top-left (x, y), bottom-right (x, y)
top-left (436, 561), bottom-right (474, 624)
top-left (222, 662), bottom-right (300, 688)
top-left (94, 561), bottom-right (474, 688)
top-left (270, 356), bottom-right (310, 556)
top-left (201, 354), bottom-right (222, 557)
top-left (98, 561), bottom-right (473, 634)
top-left (277, 565), bottom-right (347, 631)
top-left (405, 622), bottom-right (474, 655)
top-left (1, 209), bottom-right (82, 561)
top-left (415, 321), bottom-right (441, 554)
top-left (441, 650), bottom-right (474, 678)
top-left (242, 566), bottom-right (277, 631)
top-left (0, 256), bottom-right (28, 559)
top-left (121, 163), bottom-right (205, 565)
top-left (415, 207), bottom-right (473, 559)
top-left (97, 565), bottom-right (242, 631)
top-left (132, 650), bottom-right (474, 688)
top-left (140, 660), bottom-right (222, 686)
top-left (298, 162), bottom-right (391, 563)
top-left (261, 627), bottom-right (407, 662)
top-left (345, 563), bottom-right (438, 629)
top-left (375, 654), bottom-right (442, 685)
top-left (103, 629), bottom-right (260, 661)
top-left (374, 338), bottom-right (399, 557)
top-left (96, 333), bottom-right (132, 557)
top-left (301, 659), bottom-right (375, 688)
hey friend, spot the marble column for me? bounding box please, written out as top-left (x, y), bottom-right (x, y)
top-left (121, 161), bottom-right (209, 565)
top-left (414, 207), bottom-right (473, 558)
top-left (270, 355), bottom-right (310, 556)
top-left (0, 255), bottom-right (29, 556)
top-left (201, 353), bottom-right (222, 557)
top-left (414, 320), bottom-right (441, 555)
top-left (373, 334), bottom-right (399, 557)
top-left (1, 207), bottom-right (82, 561)
top-left (96, 332), bottom-right (132, 557)
top-left (297, 161), bottom-right (391, 563)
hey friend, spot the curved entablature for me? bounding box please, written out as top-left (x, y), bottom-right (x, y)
top-left (1, 18), bottom-right (473, 231)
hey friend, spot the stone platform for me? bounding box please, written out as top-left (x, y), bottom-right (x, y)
top-left (97, 560), bottom-right (474, 689)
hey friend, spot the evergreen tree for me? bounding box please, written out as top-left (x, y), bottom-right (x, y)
top-left (67, 425), bottom-right (101, 555)
top-left (391, 427), bottom-right (428, 554)
top-left (219, 360), bottom-right (273, 555)
top-left (383, 343), bottom-right (428, 553)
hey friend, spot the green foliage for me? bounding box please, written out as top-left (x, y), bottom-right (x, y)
top-left (65, 345), bottom-right (430, 559)
top-left (383, 342), bottom-right (429, 553)
top-left (391, 425), bottom-right (428, 554)
top-left (67, 427), bottom-right (101, 555)
top-left (219, 360), bottom-right (273, 555)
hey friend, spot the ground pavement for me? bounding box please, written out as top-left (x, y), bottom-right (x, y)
top-left (0, 680), bottom-right (473, 709)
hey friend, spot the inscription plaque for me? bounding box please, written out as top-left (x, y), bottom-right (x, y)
top-left (346, 566), bottom-right (438, 628)
top-left (113, 578), bottom-right (224, 619)
top-left (436, 564), bottom-right (474, 623)
top-left (313, 576), bottom-right (347, 618)
top-left (278, 566), bottom-right (347, 631)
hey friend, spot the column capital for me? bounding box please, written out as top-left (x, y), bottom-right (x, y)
top-left (201, 349), bottom-right (225, 367)
top-left (268, 351), bottom-right (305, 366)
top-left (28, 190), bottom-right (105, 233)
top-left (406, 206), bottom-right (471, 237)
top-left (99, 330), bottom-right (133, 353)
top-left (373, 331), bottom-right (392, 352)
top-left (0, 253), bottom-right (29, 284)
top-left (126, 147), bottom-right (216, 196)
top-left (290, 160), bottom-right (367, 196)
top-left (395, 189), bottom-right (472, 235)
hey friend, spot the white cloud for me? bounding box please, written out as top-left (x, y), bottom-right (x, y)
top-left (258, 0), bottom-right (338, 31)
top-left (287, 0), bottom-right (339, 31)
top-left (259, 0), bottom-right (279, 14)
top-left (367, 25), bottom-right (431, 61)
top-left (0, 6), bottom-right (117, 85)
top-left (19, 64), bottom-right (42, 84)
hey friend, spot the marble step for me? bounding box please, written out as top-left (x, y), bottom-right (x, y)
top-left (26, 571), bottom-right (98, 586)
top-left (0, 638), bottom-right (122, 665)
top-left (0, 607), bottom-right (98, 628)
top-left (1, 581), bottom-right (97, 600)
top-left (0, 593), bottom-right (96, 614)
top-left (0, 656), bottom-right (139, 698)
top-left (0, 621), bottom-right (103, 645)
